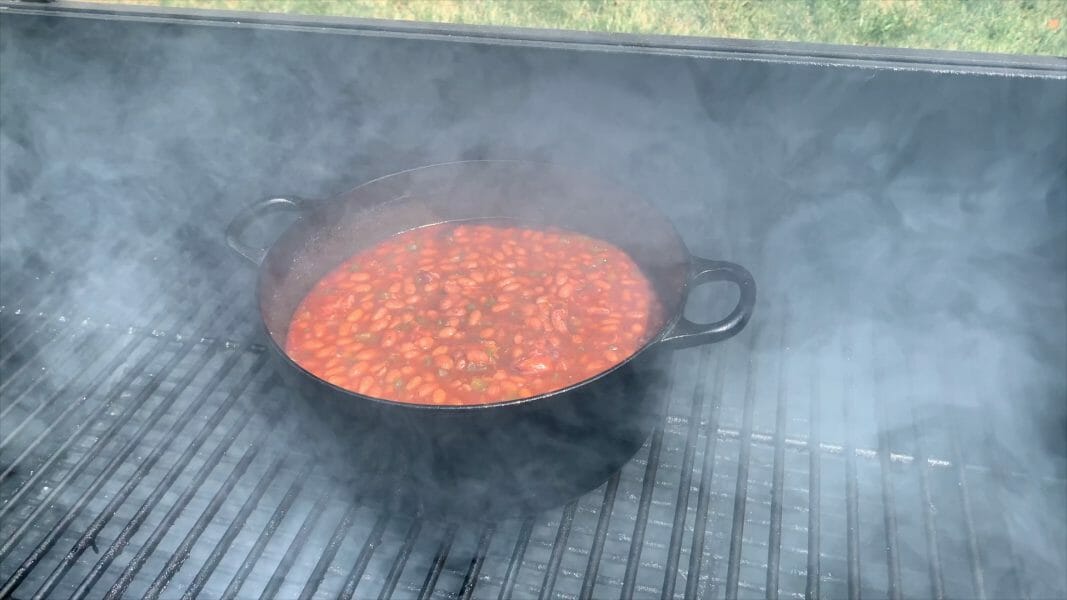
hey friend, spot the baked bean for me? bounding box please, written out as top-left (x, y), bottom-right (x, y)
top-left (467, 349), bottom-right (491, 364)
top-left (550, 309), bottom-right (569, 333)
top-left (515, 355), bottom-right (552, 374)
top-left (432, 388), bottom-right (447, 404)
top-left (382, 331), bottom-right (398, 347)
top-left (286, 222), bottom-right (662, 405)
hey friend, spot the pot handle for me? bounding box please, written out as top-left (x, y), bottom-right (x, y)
top-left (225, 197), bottom-right (308, 265)
top-left (661, 257), bottom-right (756, 349)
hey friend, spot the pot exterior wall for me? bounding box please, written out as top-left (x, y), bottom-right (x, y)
top-left (272, 339), bottom-right (671, 519)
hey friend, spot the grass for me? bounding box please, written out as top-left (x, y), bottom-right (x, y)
top-left (90, 0), bottom-right (1066, 56)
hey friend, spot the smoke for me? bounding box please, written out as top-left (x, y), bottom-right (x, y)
top-left (1, 7), bottom-right (1065, 598)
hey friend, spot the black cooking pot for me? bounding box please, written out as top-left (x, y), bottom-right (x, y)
top-left (226, 161), bottom-right (754, 518)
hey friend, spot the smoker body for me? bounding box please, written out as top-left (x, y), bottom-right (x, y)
top-left (0, 3), bottom-right (1064, 598)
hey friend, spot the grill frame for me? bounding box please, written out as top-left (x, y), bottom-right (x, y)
top-left (4, 0), bottom-right (1065, 77)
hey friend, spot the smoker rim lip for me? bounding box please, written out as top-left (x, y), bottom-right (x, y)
top-left (2, 0), bottom-right (1064, 78)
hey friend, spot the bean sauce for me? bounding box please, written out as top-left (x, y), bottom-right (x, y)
top-left (285, 222), bottom-right (663, 405)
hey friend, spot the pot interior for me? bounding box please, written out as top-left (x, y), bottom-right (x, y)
top-left (258, 161), bottom-right (690, 352)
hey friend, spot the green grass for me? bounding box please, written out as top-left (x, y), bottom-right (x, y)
top-left (95, 0), bottom-right (1066, 56)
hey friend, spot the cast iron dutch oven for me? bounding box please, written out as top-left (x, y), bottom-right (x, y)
top-left (226, 161), bottom-right (755, 518)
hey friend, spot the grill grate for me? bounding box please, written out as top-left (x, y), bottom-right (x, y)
top-left (1, 286), bottom-right (1065, 599)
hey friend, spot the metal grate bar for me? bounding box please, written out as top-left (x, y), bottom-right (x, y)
top-left (0, 337), bottom-right (198, 593)
top-left (766, 323), bottom-right (790, 600)
top-left (685, 346), bottom-right (728, 599)
top-left (378, 519), bottom-right (422, 600)
top-left (0, 338), bottom-right (228, 538)
top-left (805, 371), bottom-right (822, 600)
top-left (458, 523), bottom-right (495, 600)
top-left (0, 293), bottom-right (201, 481)
top-left (877, 426), bottom-right (902, 600)
top-left (662, 347), bottom-right (712, 599)
top-left (143, 430), bottom-right (268, 600)
top-left (539, 500), bottom-right (578, 600)
top-left (0, 329), bottom-right (155, 457)
top-left (298, 502), bottom-right (359, 600)
top-left (93, 372), bottom-right (268, 600)
top-left (0, 240), bottom-right (149, 354)
top-left (339, 511), bottom-right (390, 600)
top-left (620, 422), bottom-right (666, 600)
top-left (0, 280), bottom-right (73, 334)
top-left (0, 328), bottom-right (117, 451)
top-left (0, 307), bottom-right (62, 363)
top-left (621, 418), bottom-right (1038, 478)
top-left (0, 252), bottom-right (185, 414)
top-left (179, 457), bottom-right (287, 600)
top-left (0, 312), bottom-right (66, 368)
top-left (497, 517), bottom-right (533, 600)
top-left (875, 356), bottom-right (902, 600)
top-left (0, 336), bottom-right (206, 575)
top-left (0, 270), bottom-right (73, 315)
top-left (0, 293), bottom-right (72, 352)
top-left (843, 366), bottom-right (861, 600)
top-left (221, 465), bottom-right (307, 600)
top-left (44, 353), bottom-right (267, 600)
top-left (947, 406), bottom-right (986, 600)
top-left (0, 322), bottom-right (95, 403)
top-left (978, 389), bottom-right (1031, 599)
top-left (16, 339), bottom-right (230, 587)
top-left (261, 490), bottom-right (332, 599)
top-left (0, 312), bottom-right (77, 390)
top-left (0, 240), bottom-right (133, 321)
top-left (620, 354), bottom-right (677, 600)
top-left (0, 269), bottom-right (135, 372)
top-left (0, 270), bottom-right (61, 319)
top-left (300, 432), bottom-right (402, 593)
top-left (578, 472), bottom-right (619, 600)
top-left (675, 422), bottom-right (1023, 476)
top-left (907, 371), bottom-right (945, 600)
top-left (417, 524), bottom-right (457, 600)
top-left (725, 326), bottom-right (763, 600)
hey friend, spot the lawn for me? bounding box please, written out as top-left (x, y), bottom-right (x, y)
top-left (92, 0), bottom-right (1066, 56)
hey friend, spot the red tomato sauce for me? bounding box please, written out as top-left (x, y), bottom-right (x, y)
top-left (285, 222), bottom-right (663, 405)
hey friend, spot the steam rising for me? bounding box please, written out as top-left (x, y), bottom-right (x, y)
top-left (1, 8), bottom-right (1064, 598)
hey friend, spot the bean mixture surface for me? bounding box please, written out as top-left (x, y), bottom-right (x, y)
top-left (285, 222), bottom-right (662, 405)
